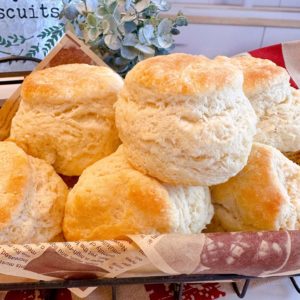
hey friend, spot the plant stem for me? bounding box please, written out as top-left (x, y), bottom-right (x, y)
top-left (82, 0), bottom-right (88, 13)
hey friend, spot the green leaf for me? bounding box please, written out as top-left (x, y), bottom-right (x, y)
top-left (142, 4), bottom-right (158, 17)
top-left (114, 56), bottom-right (129, 66)
top-left (134, 43), bottom-right (155, 55)
top-left (0, 37), bottom-right (6, 46)
top-left (124, 21), bottom-right (137, 33)
top-left (96, 6), bottom-right (107, 16)
top-left (139, 24), bottom-right (154, 44)
top-left (123, 33), bottom-right (138, 46)
top-left (102, 15), bottom-right (117, 34)
top-left (26, 44), bottom-right (40, 58)
top-left (158, 18), bottom-right (173, 36)
top-left (151, 0), bottom-right (171, 11)
top-left (138, 29), bottom-right (146, 44)
top-left (102, 17), bottom-right (111, 34)
top-left (64, 4), bottom-right (79, 20)
top-left (175, 15), bottom-right (188, 26)
top-left (5, 40), bottom-right (12, 47)
top-left (121, 45), bottom-right (138, 60)
top-left (104, 34), bottom-right (121, 50)
top-left (87, 13), bottom-right (98, 27)
top-left (157, 33), bottom-right (173, 48)
top-left (121, 13), bottom-right (136, 22)
top-left (135, 0), bottom-right (151, 12)
top-left (88, 28), bottom-right (100, 41)
top-left (171, 28), bottom-right (180, 35)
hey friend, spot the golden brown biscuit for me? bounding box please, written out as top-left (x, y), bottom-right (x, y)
top-left (211, 143), bottom-right (300, 231)
top-left (9, 64), bottom-right (124, 176)
top-left (254, 87), bottom-right (300, 152)
top-left (231, 55), bottom-right (291, 117)
top-left (0, 141), bottom-right (68, 244)
top-left (115, 53), bottom-right (257, 186)
top-left (63, 146), bottom-right (213, 241)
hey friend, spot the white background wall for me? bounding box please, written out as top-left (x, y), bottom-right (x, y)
top-left (170, 0), bottom-right (300, 57)
top-left (173, 24), bottom-right (300, 57)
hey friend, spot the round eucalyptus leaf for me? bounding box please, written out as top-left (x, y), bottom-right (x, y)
top-left (143, 4), bottom-right (157, 17)
top-left (98, 36), bottom-right (106, 47)
top-left (104, 54), bottom-right (115, 65)
top-left (142, 24), bottom-right (154, 44)
top-left (168, 43), bottom-right (175, 50)
top-left (137, 51), bottom-right (153, 61)
top-left (134, 43), bottom-right (155, 55)
top-left (151, 0), bottom-right (171, 11)
top-left (64, 4), bottom-right (79, 20)
top-left (96, 6), bottom-right (106, 17)
top-left (157, 18), bottom-right (173, 36)
top-left (121, 14), bottom-right (136, 22)
top-left (138, 52), bottom-right (144, 61)
top-left (171, 28), bottom-right (180, 35)
top-left (157, 33), bottom-right (173, 49)
top-left (115, 56), bottom-right (129, 66)
top-left (124, 21), bottom-right (137, 33)
top-left (102, 16), bottom-right (111, 34)
top-left (151, 37), bottom-right (160, 48)
top-left (175, 16), bottom-right (188, 26)
top-left (138, 29), bottom-right (147, 44)
top-left (118, 23), bottom-right (126, 35)
top-left (73, 0), bottom-right (87, 14)
top-left (102, 15), bottom-right (118, 34)
top-left (123, 33), bottom-right (138, 46)
top-left (117, 64), bottom-right (131, 76)
top-left (156, 48), bottom-right (169, 55)
top-left (135, 0), bottom-right (151, 12)
top-left (88, 28), bottom-right (100, 41)
top-left (121, 45), bottom-right (138, 60)
top-left (105, 34), bottom-right (122, 50)
top-left (87, 13), bottom-right (98, 27)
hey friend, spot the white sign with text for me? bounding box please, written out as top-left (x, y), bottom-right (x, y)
top-left (0, 0), bottom-right (64, 72)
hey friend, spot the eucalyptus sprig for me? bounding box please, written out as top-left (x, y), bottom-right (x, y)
top-left (60, 0), bottom-right (187, 76)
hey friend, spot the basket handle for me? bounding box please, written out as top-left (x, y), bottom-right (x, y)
top-left (0, 56), bottom-right (42, 64)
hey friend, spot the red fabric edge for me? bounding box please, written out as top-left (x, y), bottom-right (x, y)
top-left (249, 43), bottom-right (298, 89)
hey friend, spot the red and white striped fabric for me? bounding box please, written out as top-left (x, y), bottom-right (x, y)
top-left (1, 41), bottom-right (300, 300)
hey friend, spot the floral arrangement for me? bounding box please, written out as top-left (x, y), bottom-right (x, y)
top-left (60, 0), bottom-right (187, 75)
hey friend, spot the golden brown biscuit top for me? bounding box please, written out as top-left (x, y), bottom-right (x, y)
top-left (124, 53), bottom-right (243, 96)
top-left (63, 147), bottom-right (173, 241)
top-left (21, 64), bottom-right (124, 105)
top-left (0, 142), bottom-right (30, 229)
top-left (231, 56), bottom-right (290, 94)
top-left (211, 143), bottom-right (289, 230)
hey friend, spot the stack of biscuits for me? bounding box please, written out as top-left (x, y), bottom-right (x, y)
top-left (0, 52), bottom-right (299, 243)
